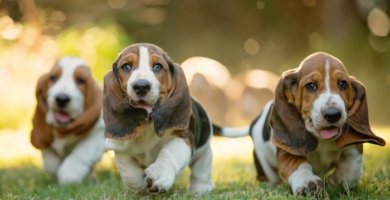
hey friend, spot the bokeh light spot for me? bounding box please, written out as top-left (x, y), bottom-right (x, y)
top-left (308, 32), bottom-right (323, 50)
top-left (256, 1), bottom-right (265, 10)
top-left (0, 16), bottom-right (22, 40)
top-left (244, 38), bottom-right (260, 55)
top-left (244, 70), bottom-right (279, 91)
top-left (369, 34), bottom-right (389, 52)
top-left (108, 0), bottom-right (126, 9)
top-left (181, 57), bottom-right (231, 89)
top-left (367, 8), bottom-right (390, 37)
top-left (142, 8), bottom-right (166, 25)
top-left (302, 0), bottom-right (316, 7)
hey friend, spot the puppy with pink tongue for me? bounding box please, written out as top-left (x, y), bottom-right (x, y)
top-left (213, 52), bottom-right (386, 196)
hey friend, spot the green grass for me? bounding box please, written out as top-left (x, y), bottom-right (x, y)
top-left (1, 144), bottom-right (390, 200)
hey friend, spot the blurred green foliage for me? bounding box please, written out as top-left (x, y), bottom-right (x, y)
top-left (0, 107), bottom-right (29, 130)
top-left (56, 19), bottom-right (132, 82)
top-left (0, 0), bottom-right (390, 130)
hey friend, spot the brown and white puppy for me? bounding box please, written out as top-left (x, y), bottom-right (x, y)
top-left (216, 52), bottom-right (386, 196)
top-left (31, 57), bottom-right (105, 184)
top-left (103, 43), bottom-right (213, 195)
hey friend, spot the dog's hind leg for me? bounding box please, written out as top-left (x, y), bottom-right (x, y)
top-left (189, 140), bottom-right (213, 195)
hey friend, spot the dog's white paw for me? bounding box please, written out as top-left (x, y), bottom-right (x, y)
top-left (291, 174), bottom-right (323, 196)
top-left (189, 181), bottom-right (213, 195)
top-left (120, 170), bottom-right (147, 194)
top-left (143, 163), bottom-right (175, 193)
top-left (288, 163), bottom-right (323, 196)
top-left (56, 160), bottom-right (90, 185)
top-left (42, 151), bottom-right (62, 175)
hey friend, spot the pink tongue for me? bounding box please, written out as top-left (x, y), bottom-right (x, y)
top-left (54, 112), bottom-right (71, 124)
top-left (135, 105), bottom-right (153, 114)
top-left (319, 128), bottom-right (338, 139)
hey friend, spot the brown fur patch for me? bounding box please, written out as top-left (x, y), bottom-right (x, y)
top-left (276, 148), bottom-right (307, 181)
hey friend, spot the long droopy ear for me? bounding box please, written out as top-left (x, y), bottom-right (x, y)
top-left (103, 64), bottom-right (148, 140)
top-left (336, 77), bottom-right (385, 147)
top-left (270, 69), bottom-right (318, 156)
top-left (31, 74), bottom-right (53, 149)
top-left (151, 57), bottom-right (192, 135)
top-left (56, 67), bottom-right (102, 137)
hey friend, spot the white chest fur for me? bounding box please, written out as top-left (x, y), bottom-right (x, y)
top-left (105, 123), bottom-right (175, 167)
top-left (50, 116), bottom-right (105, 158)
top-left (51, 134), bottom-right (80, 157)
top-left (306, 140), bottom-right (343, 176)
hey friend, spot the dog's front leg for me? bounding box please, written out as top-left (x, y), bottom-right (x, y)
top-left (328, 144), bottom-right (362, 188)
top-left (143, 137), bottom-right (191, 193)
top-left (277, 149), bottom-right (323, 196)
top-left (41, 148), bottom-right (62, 175)
top-left (56, 129), bottom-right (105, 184)
top-left (114, 153), bottom-right (147, 193)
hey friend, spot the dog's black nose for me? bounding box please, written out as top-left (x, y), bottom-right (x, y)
top-left (132, 79), bottom-right (151, 97)
top-left (323, 107), bottom-right (342, 123)
top-left (55, 93), bottom-right (70, 108)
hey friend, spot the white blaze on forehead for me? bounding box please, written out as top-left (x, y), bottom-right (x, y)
top-left (138, 46), bottom-right (150, 72)
top-left (58, 57), bottom-right (87, 74)
top-left (325, 59), bottom-right (331, 94)
top-left (56, 56), bottom-right (86, 91)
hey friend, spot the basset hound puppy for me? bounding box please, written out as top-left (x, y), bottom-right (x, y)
top-left (103, 43), bottom-right (213, 195)
top-left (216, 52), bottom-right (386, 196)
top-left (31, 57), bottom-right (105, 184)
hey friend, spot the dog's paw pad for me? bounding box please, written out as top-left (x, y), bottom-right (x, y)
top-left (295, 178), bottom-right (323, 196)
top-left (143, 163), bottom-right (175, 193)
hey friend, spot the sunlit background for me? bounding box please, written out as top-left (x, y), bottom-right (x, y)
top-left (0, 0), bottom-right (389, 160)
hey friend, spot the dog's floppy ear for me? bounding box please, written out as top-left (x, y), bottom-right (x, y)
top-left (103, 63), bottom-right (148, 140)
top-left (151, 55), bottom-right (192, 135)
top-left (336, 76), bottom-right (385, 147)
top-left (31, 74), bottom-right (53, 149)
top-left (270, 69), bottom-right (318, 156)
top-left (56, 67), bottom-right (102, 137)
top-left (79, 68), bottom-right (102, 131)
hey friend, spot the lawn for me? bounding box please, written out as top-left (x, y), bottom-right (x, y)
top-left (0, 128), bottom-right (389, 200)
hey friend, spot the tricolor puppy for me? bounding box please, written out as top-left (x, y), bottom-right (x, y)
top-left (217, 52), bottom-right (386, 196)
top-left (31, 57), bottom-right (105, 184)
top-left (103, 43), bottom-right (213, 194)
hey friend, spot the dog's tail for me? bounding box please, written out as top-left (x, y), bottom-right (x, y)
top-left (213, 124), bottom-right (249, 138)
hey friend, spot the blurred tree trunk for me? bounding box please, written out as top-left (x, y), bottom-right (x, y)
top-left (19, 0), bottom-right (39, 25)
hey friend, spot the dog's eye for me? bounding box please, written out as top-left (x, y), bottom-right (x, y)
top-left (338, 80), bottom-right (348, 90)
top-left (305, 82), bottom-right (317, 92)
top-left (152, 63), bottom-right (163, 72)
top-left (76, 77), bottom-right (86, 85)
top-left (122, 64), bottom-right (132, 72)
top-left (50, 74), bottom-right (57, 82)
